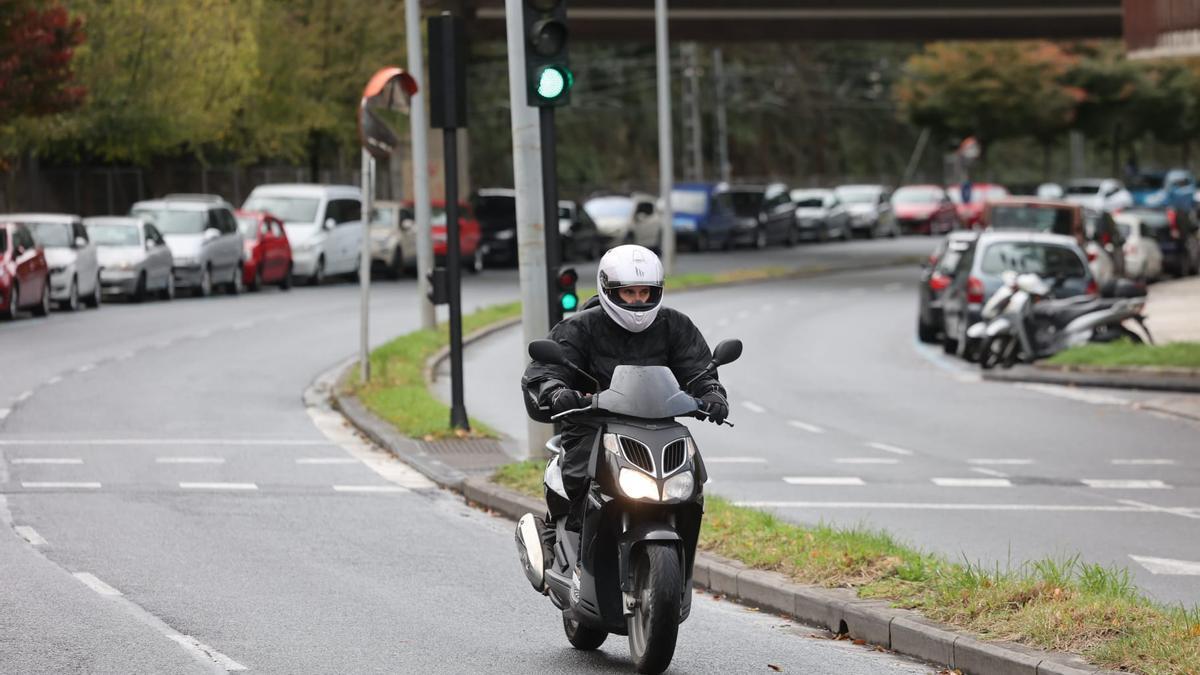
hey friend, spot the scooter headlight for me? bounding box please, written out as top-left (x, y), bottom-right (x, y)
top-left (618, 468), bottom-right (659, 501)
top-left (662, 472), bottom-right (694, 501)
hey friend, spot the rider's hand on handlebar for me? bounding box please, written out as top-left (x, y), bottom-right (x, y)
top-left (550, 388), bottom-right (591, 414)
top-left (698, 391), bottom-right (729, 425)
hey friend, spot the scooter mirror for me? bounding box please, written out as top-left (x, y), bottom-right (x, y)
top-left (712, 339), bottom-right (743, 366)
top-left (528, 339), bottom-right (567, 365)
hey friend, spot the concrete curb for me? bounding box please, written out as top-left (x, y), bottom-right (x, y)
top-left (983, 364), bottom-right (1200, 393)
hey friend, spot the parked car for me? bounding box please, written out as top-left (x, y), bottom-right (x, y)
top-left (369, 200), bottom-right (417, 278)
top-left (0, 222), bottom-right (51, 319)
top-left (472, 188), bottom-right (518, 266)
top-left (1064, 178), bottom-right (1133, 212)
top-left (1117, 207), bottom-right (1200, 277)
top-left (4, 213), bottom-right (100, 311)
top-left (84, 216), bottom-right (175, 301)
top-left (670, 182), bottom-right (733, 251)
top-left (984, 198), bottom-right (1117, 286)
top-left (1113, 213), bottom-right (1164, 281)
top-left (755, 184), bottom-right (799, 247)
top-left (242, 184), bottom-right (363, 284)
top-left (917, 231), bottom-right (978, 343)
top-left (235, 210), bottom-right (292, 291)
top-left (558, 200), bottom-right (603, 261)
top-left (834, 184), bottom-right (899, 238)
top-left (583, 193), bottom-right (662, 250)
top-left (420, 200), bottom-right (484, 273)
top-left (1081, 208), bottom-right (1126, 283)
top-left (716, 185), bottom-right (774, 248)
top-left (789, 188), bottom-right (851, 242)
top-left (131, 195), bottom-right (243, 296)
top-left (1129, 169), bottom-right (1196, 213)
top-left (946, 183), bottom-right (1009, 228)
top-left (939, 231), bottom-right (1095, 356)
top-left (891, 185), bottom-right (959, 235)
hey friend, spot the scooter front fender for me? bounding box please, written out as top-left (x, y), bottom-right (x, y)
top-left (966, 321), bottom-right (988, 340)
top-left (617, 523), bottom-right (682, 593)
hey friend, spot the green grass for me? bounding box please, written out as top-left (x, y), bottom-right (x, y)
top-left (490, 460), bottom-right (1200, 673)
top-left (1047, 340), bottom-right (1200, 369)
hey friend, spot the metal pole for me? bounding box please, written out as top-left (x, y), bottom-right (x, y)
top-left (505, 0), bottom-right (551, 459)
top-left (655, 0), bottom-right (676, 274)
top-left (444, 128), bottom-right (469, 431)
top-left (540, 107), bottom-right (562, 327)
top-left (407, 0), bottom-right (436, 330)
top-left (713, 48), bottom-right (731, 183)
top-left (683, 43), bottom-right (704, 181)
top-left (359, 150), bottom-right (374, 382)
top-left (903, 128), bottom-right (931, 184)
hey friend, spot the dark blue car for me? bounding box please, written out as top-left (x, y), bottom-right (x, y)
top-left (670, 183), bottom-right (733, 250)
top-left (1129, 169), bottom-right (1195, 213)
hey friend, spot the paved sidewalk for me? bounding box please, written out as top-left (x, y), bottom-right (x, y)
top-left (1147, 275), bottom-right (1200, 343)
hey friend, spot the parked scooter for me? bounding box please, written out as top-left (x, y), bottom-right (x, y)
top-left (967, 273), bottom-right (1152, 369)
top-left (515, 337), bottom-right (742, 674)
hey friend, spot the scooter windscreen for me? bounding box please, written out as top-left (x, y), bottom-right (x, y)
top-left (594, 365), bottom-right (700, 420)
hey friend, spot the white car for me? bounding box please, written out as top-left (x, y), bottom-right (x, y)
top-left (583, 193), bottom-right (662, 250)
top-left (131, 195), bottom-right (244, 297)
top-left (1064, 178), bottom-right (1133, 212)
top-left (1114, 213), bottom-right (1164, 281)
top-left (242, 184), bottom-right (364, 285)
top-left (3, 213), bottom-right (100, 311)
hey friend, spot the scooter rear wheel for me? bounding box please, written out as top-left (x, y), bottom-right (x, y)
top-left (627, 543), bottom-right (681, 674)
top-left (563, 616), bottom-right (607, 650)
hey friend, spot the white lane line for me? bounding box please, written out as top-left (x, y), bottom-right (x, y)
top-left (15, 390), bottom-right (33, 402)
top-left (296, 457), bottom-right (360, 465)
top-left (332, 485), bottom-right (410, 493)
top-left (74, 572), bottom-right (122, 596)
top-left (1111, 459), bottom-right (1177, 466)
top-left (46, 376), bottom-right (63, 385)
top-left (787, 420), bottom-right (825, 434)
top-left (11, 458), bottom-right (83, 464)
top-left (703, 457), bottom-right (767, 464)
top-left (970, 467), bottom-right (1009, 478)
top-left (1016, 383), bottom-right (1128, 406)
top-left (15, 526), bottom-right (47, 546)
top-left (156, 457), bottom-right (225, 464)
top-left (835, 458), bottom-right (900, 465)
top-left (1082, 479), bottom-right (1170, 489)
top-left (737, 501), bottom-right (1174, 513)
top-left (76, 364), bottom-right (95, 373)
top-left (1129, 555), bottom-right (1200, 576)
top-left (866, 442), bottom-right (915, 456)
top-left (21, 482), bottom-right (101, 489)
top-left (1118, 499), bottom-right (1200, 520)
top-left (783, 476), bottom-right (865, 486)
top-left (968, 458), bottom-right (1034, 466)
top-left (179, 482), bottom-right (257, 491)
top-left (932, 477), bottom-right (1013, 487)
top-left (166, 635), bottom-right (248, 671)
top-left (741, 401), bottom-right (767, 414)
top-left (0, 408), bottom-right (10, 421)
top-left (0, 438), bottom-right (334, 446)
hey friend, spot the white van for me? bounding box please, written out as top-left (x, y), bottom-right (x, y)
top-left (242, 184), bottom-right (363, 284)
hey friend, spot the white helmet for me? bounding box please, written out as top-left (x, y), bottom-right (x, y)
top-left (596, 245), bottom-right (664, 333)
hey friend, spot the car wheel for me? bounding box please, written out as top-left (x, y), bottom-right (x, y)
top-left (311, 257), bottom-right (325, 286)
top-left (753, 227), bottom-right (768, 250)
top-left (5, 281), bottom-right (19, 320)
top-left (280, 263), bottom-right (292, 290)
top-left (134, 272), bottom-right (148, 303)
top-left (228, 263), bottom-right (244, 295)
top-left (785, 225), bottom-right (798, 248)
top-left (248, 265), bottom-right (261, 292)
top-left (466, 247), bottom-right (484, 274)
top-left (917, 317), bottom-right (939, 344)
top-left (389, 248), bottom-right (405, 279)
top-left (62, 277), bottom-right (80, 312)
top-left (86, 275), bottom-right (102, 308)
top-left (161, 274), bottom-right (175, 301)
top-left (33, 281), bottom-right (51, 317)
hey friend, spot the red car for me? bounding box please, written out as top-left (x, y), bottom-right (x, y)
top-left (1, 222), bottom-right (51, 320)
top-left (403, 200), bottom-right (485, 273)
top-left (891, 185), bottom-right (961, 235)
top-left (947, 183), bottom-right (1009, 229)
top-left (235, 210), bottom-right (293, 291)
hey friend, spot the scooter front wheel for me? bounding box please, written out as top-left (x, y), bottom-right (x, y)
top-left (563, 616), bottom-right (607, 650)
top-left (627, 543), bottom-right (681, 674)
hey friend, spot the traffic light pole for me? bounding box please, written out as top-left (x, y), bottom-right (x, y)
top-left (443, 127), bottom-right (469, 431)
top-left (540, 106), bottom-right (563, 327)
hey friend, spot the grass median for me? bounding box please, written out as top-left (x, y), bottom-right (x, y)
top-left (492, 460), bottom-right (1199, 674)
top-left (1047, 339), bottom-right (1200, 370)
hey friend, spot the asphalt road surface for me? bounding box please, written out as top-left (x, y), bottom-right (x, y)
top-left (2, 238), bottom-right (939, 673)
top-left (447, 265), bottom-right (1200, 607)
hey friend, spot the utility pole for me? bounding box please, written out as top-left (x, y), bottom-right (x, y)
top-left (655, 0), bottom-right (676, 274)
top-left (713, 47), bottom-right (731, 184)
top-left (359, 150), bottom-right (374, 382)
top-left (406, 0), bottom-right (436, 330)
top-left (681, 42), bottom-right (704, 181)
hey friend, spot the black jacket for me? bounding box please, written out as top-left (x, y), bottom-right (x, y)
top-left (522, 305), bottom-right (726, 419)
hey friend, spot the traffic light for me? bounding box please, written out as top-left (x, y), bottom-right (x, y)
top-left (556, 266), bottom-right (578, 313)
top-left (523, 0), bottom-right (571, 107)
top-left (427, 267), bottom-right (449, 305)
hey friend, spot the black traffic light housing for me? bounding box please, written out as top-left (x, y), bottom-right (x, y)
top-left (523, 0), bottom-right (571, 107)
top-left (556, 266), bottom-right (578, 314)
top-left (427, 267), bottom-right (449, 305)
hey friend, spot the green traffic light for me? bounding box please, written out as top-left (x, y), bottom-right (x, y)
top-left (561, 293), bottom-right (578, 311)
top-left (536, 66), bottom-right (570, 100)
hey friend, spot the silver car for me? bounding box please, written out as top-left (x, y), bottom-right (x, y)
top-left (130, 195), bottom-right (243, 296)
top-left (85, 217), bottom-right (175, 301)
top-left (833, 185), bottom-right (900, 238)
top-left (369, 200), bottom-right (417, 278)
top-left (3, 213), bottom-right (101, 311)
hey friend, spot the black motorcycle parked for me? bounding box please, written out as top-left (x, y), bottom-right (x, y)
top-left (516, 338), bottom-right (742, 674)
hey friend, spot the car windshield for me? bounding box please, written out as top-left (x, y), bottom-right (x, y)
top-left (26, 221), bottom-right (72, 248)
top-left (594, 365), bottom-right (699, 420)
top-left (791, 191), bottom-right (829, 208)
top-left (86, 223), bottom-right (140, 246)
top-left (834, 187), bottom-right (879, 204)
top-left (473, 195), bottom-right (516, 225)
top-left (1066, 183), bottom-right (1102, 195)
top-left (131, 208), bottom-right (207, 235)
top-left (893, 187), bottom-right (943, 204)
top-left (371, 205), bottom-right (401, 228)
top-left (236, 215), bottom-right (259, 238)
top-left (586, 197), bottom-right (634, 220)
top-left (670, 190), bottom-right (708, 215)
top-left (716, 191), bottom-right (764, 217)
top-left (989, 205), bottom-right (1075, 236)
top-left (241, 196), bottom-right (320, 223)
top-left (980, 242), bottom-right (1086, 278)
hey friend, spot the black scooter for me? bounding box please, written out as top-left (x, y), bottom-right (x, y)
top-left (515, 337), bottom-right (742, 674)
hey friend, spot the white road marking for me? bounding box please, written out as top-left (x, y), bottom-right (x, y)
top-left (970, 467), bottom-right (1009, 478)
top-left (74, 572), bottom-right (122, 596)
top-left (1129, 555), bottom-right (1200, 576)
top-left (332, 485), bottom-right (410, 493)
top-left (179, 482), bottom-right (257, 491)
top-left (76, 364), bottom-right (95, 373)
top-left (11, 458), bottom-right (83, 464)
top-left (195, 329), bottom-right (214, 339)
top-left (741, 401), bottom-right (766, 414)
top-left (115, 351), bottom-right (136, 361)
top-left (1118, 499), bottom-right (1200, 520)
top-left (866, 442), bottom-right (915, 456)
top-left (698, 457), bottom-right (766, 464)
top-left (45, 376), bottom-right (63, 385)
top-left (0, 438), bottom-right (333, 446)
top-left (1082, 479), bottom-right (1170, 489)
top-left (1111, 459), bottom-right (1177, 466)
top-left (166, 635), bottom-right (247, 671)
top-left (21, 482), bottom-right (101, 489)
top-left (14, 526), bottom-right (46, 546)
top-left (305, 408), bottom-right (436, 490)
top-left (296, 457), bottom-right (360, 465)
top-left (968, 458), bottom-right (1033, 466)
top-left (835, 458), bottom-right (900, 465)
top-left (154, 339), bottom-right (175, 349)
top-left (738, 501), bottom-right (1180, 513)
top-left (786, 420), bottom-right (825, 434)
top-left (1016, 383), bottom-right (1128, 406)
top-left (0, 408), bottom-right (9, 421)
top-left (15, 390), bottom-right (33, 402)
top-left (783, 476), bottom-right (865, 486)
top-left (156, 457), bottom-right (225, 464)
top-left (932, 477), bottom-right (1012, 487)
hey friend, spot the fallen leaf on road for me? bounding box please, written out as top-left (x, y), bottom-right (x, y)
top-left (767, 665), bottom-right (782, 672)
top-left (851, 639), bottom-right (866, 645)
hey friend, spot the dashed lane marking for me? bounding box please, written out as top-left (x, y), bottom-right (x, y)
top-left (11, 458), bottom-right (83, 464)
top-left (178, 482), bottom-right (257, 491)
top-left (75, 364), bottom-right (95, 373)
top-left (0, 408), bottom-right (9, 421)
top-left (787, 420), bottom-right (825, 434)
top-left (166, 635), bottom-right (248, 672)
top-left (835, 458), bottom-right (900, 465)
top-left (970, 467), bottom-right (1009, 478)
top-left (15, 390), bottom-right (32, 402)
top-left (14, 526), bottom-right (46, 546)
top-left (932, 477), bottom-right (1013, 487)
top-left (73, 572), bottom-right (122, 596)
top-left (156, 457), bottom-right (225, 464)
top-left (1111, 459), bottom-right (1177, 466)
top-left (694, 457), bottom-right (766, 464)
top-left (45, 376), bottom-right (63, 385)
top-left (21, 482), bottom-right (101, 489)
top-left (742, 401), bottom-right (766, 414)
top-left (1118, 499), bottom-right (1200, 520)
top-left (332, 485), bottom-right (410, 493)
top-left (783, 476), bottom-right (865, 486)
top-left (1129, 555), bottom-right (1200, 576)
top-left (866, 442), bottom-right (915, 456)
top-left (968, 458), bottom-right (1034, 466)
top-left (738, 501), bottom-right (1178, 513)
top-left (296, 457), bottom-right (360, 465)
top-left (1082, 479), bottom-right (1170, 489)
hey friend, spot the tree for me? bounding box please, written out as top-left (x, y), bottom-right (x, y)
top-left (0, 1), bottom-right (86, 124)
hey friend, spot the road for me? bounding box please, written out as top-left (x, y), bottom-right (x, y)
top-left (1, 238), bottom-right (938, 673)
top-left (447, 264), bottom-right (1200, 607)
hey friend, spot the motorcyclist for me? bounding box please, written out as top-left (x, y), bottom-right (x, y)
top-left (522, 244), bottom-right (729, 565)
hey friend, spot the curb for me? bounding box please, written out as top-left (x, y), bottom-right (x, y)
top-left (983, 365), bottom-right (1200, 394)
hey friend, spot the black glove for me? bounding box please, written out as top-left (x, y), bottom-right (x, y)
top-left (698, 390), bottom-right (729, 424)
top-left (550, 388), bottom-right (589, 414)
